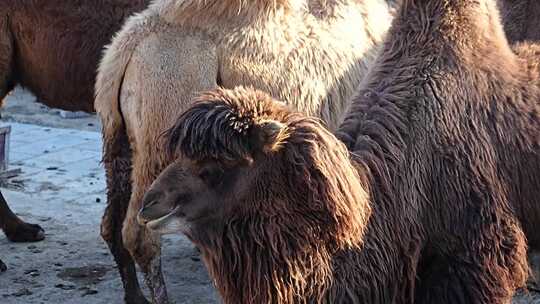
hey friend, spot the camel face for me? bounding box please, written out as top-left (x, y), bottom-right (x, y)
top-left (138, 155), bottom-right (256, 236)
top-left (138, 159), bottom-right (227, 235)
top-left (137, 162), bottom-right (190, 235)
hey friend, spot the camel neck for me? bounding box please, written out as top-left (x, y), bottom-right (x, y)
top-left (199, 233), bottom-right (409, 303)
top-left (197, 226), bottom-right (335, 303)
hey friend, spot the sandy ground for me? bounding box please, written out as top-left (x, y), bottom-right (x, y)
top-left (0, 87), bottom-right (538, 303)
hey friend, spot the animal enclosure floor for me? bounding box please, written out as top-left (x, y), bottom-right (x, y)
top-left (0, 87), bottom-right (219, 303)
top-left (0, 89), bottom-right (537, 303)
top-left (0, 122), bottom-right (218, 304)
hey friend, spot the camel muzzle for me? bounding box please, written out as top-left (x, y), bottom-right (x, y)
top-left (138, 190), bottom-right (175, 226)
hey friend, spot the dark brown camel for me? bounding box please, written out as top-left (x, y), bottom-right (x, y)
top-left (138, 0), bottom-right (539, 302)
top-left (0, 0), bottom-right (148, 275)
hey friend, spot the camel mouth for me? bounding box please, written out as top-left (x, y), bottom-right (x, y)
top-left (145, 207), bottom-right (178, 228)
top-left (142, 206), bottom-right (190, 234)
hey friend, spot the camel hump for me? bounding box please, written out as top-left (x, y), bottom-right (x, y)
top-left (94, 8), bottom-right (162, 149)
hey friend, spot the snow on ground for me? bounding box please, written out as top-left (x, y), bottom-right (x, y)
top-left (0, 88), bottom-right (218, 303)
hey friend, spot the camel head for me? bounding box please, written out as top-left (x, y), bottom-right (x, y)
top-left (139, 86), bottom-right (370, 242)
top-left (137, 87), bottom-right (371, 302)
top-left (137, 87), bottom-right (294, 236)
top-left (138, 86), bottom-right (371, 241)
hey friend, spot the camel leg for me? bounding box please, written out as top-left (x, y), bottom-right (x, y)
top-left (123, 218), bottom-right (167, 304)
top-left (0, 24), bottom-right (41, 243)
top-left (1, 18), bottom-right (44, 271)
top-left (0, 195), bottom-right (6, 272)
top-left (101, 132), bottom-right (149, 304)
top-left (0, 189), bottom-right (44, 273)
top-left (123, 155), bottom-right (169, 304)
top-left (0, 190), bottom-right (44, 242)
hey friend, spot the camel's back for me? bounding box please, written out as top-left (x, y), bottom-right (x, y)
top-left (420, 48), bottom-right (540, 247)
top-left (106, 0), bottom-right (393, 140)
top-left (8, 0), bottom-right (148, 112)
top-left (215, 0), bottom-right (392, 130)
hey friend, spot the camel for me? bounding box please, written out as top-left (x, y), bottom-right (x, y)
top-left (498, 0), bottom-right (540, 43)
top-left (138, 0), bottom-right (540, 302)
top-left (0, 0), bottom-right (149, 272)
top-left (94, 0), bottom-right (395, 302)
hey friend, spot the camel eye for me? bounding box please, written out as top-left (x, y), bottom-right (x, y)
top-left (198, 166), bottom-right (224, 187)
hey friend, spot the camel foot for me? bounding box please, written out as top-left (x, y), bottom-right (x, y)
top-left (4, 221), bottom-right (45, 242)
top-left (0, 258), bottom-right (6, 272)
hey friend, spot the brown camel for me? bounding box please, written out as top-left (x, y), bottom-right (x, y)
top-left (95, 0), bottom-right (395, 302)
top-left (0, 0), bottom-right (149, 273)
top-left (138, 0), bottom-right (539, 302)
top-left (498, 0), bottom-right (540, 43)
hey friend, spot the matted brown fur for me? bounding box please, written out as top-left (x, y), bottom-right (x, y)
top-left (141, 0), bottom-right (539, 303)
top-left (339, 0), bottom-right (538, 300)
top-left (498, 0), bottom-right (540, 43)
top-left (95, 0), bottom-right (394, 302)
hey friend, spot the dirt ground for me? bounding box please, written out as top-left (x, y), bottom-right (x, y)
top-left (0, 87), bottom-right (538, 303)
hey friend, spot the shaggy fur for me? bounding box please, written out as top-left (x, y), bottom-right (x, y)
top-left (0, 0), bottom-right (148, 276)
top-left (140, 0), bottom-right (539, 302)
top-left (95, 0), bottom-right (394, 302)
top-left (498, 0), bottom-right (540, 43)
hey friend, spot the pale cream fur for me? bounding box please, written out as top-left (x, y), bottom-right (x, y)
top-left (94, 0), bottom-right (394, 302)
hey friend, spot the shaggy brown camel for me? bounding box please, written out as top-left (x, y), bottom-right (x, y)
top-left (139, 0), bottom-right (539, 302)
top-left (0, 0), bottom-right (148, 272)
top-left (498, 0), bottom-right (540, 43)
top-left (95, 0), bottom-right (394, 302)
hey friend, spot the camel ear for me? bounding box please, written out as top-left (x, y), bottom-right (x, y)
top-left (252, 120), bottom-right (288, 153)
